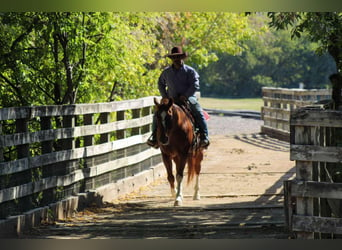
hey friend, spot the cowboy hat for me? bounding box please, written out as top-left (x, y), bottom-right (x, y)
top-left (166, 46), bottom-right (188, 59)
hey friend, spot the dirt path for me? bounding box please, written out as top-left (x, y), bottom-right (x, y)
top-left (24, 122), bottom-right (295, 239)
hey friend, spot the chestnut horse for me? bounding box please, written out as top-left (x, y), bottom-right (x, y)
top-left (153, 97), bottom-right (204, 206)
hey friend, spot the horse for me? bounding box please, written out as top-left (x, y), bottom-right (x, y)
top-left (153, 97), bottom-right (204, 206)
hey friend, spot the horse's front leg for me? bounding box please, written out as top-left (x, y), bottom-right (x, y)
top-left (162, 153), bottom-right (176, 197)
top-left (174, 156), bottom-right (187, 206)
top-left (174, 174), bottom-right (183, 206)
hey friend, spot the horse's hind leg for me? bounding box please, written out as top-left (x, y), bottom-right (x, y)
top-left (193, 175), bottom-right (200, 200)
top-left (162, 154), bottom-right (175, 197)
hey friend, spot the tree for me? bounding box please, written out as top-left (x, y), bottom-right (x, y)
top-left (155, 12), bottom-right (253, 69)
top-left (199, 14), bottom-right (336, 98)
top-left (267, 12), bottom-right (342, 72)
top-left (0, 12), bottom-right (253, 107)
top-left (0, 12), bottom-right (162, 106)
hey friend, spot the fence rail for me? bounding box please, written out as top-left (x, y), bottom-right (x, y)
top-left (261, 87), bottom-right (331, 141)
top-left (285, 106), bottom-right (342, 239)
top-left (0, 97), bottom-right (161, 223)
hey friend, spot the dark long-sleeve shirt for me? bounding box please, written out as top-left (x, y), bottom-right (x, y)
top-left (158, 64), bottom-right (200, 99)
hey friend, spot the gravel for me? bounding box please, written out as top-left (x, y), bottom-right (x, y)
top-left (206, 113), bottom-right (263, 136)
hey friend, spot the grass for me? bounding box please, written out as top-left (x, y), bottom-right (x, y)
top-left (199, 97), bottom-right (263, 112)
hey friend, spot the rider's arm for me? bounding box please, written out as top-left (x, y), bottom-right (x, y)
top-left (184, 68), bottom-right (200, 98)
top-left (158, 71), bottom-right (168, 98)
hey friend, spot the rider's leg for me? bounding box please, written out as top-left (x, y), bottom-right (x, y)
top-left (147, 113), bottom-right (159, 148)
top-left (188, 96), bottom-right (210, 147)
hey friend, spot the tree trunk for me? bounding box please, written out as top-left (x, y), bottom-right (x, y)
top-left (329, 73), bottom-right (342, 110)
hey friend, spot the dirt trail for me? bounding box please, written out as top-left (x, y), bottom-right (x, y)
top-left (24, 125), bottom-right (295, 238)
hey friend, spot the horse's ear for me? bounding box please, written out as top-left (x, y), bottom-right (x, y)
top-left (154, 97), bottom-right (160, 106)
top-left (168, 98), bottom-right (174, 108)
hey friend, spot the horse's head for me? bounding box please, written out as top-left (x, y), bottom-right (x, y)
top-left (154, 97), bottom-right (174, 145)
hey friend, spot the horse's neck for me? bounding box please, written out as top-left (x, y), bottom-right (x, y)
top-left (172, 105), bottom-right (182, 120)
top-left (173, 105), bottom-right (190, 126)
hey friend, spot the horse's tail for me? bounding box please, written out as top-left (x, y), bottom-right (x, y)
top-left (187, 150), bottom-right (203, 184)
top-left (187, 152), bottom-right (196, 184)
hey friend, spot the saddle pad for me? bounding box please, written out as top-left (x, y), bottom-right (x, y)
top-left (203, 110), bottom-right (210, 121)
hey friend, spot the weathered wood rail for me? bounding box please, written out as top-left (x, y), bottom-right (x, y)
top-left (261, 87), bottom-right (331, 142)
top-left (0, 97), bottom-right (162, 236)
top-left (285, 106), bottom-right (342, 239)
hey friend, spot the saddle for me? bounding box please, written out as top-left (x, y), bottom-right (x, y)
top-left (174, 99), bottom-right (201, 150)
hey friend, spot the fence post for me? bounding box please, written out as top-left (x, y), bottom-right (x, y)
top-left (116, 111), bottom-right (125, 139)
top-left (141, 106), bottom-right (152, 134)
top-left (16, 118), bottom-right (29, 158)
top-left (61, 115), bottom-right (75, 150)
top-left (41, 117), bottom-right (53, 154)
top-left (84, 114), bottom-right (94, 146)
top-left (292, 116), bottom-right (314, 239)
top-left (131, 108), bottom-right (141, 136)
top-left (100, 113), bottom-right (110, 143)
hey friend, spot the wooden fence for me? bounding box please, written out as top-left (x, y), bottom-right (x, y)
top-left (0, 97), bottom-right (162, 232)
top-left (285, 105), bottom-right (342, 239)
top-left (261, 87), bottom-right (331, 142)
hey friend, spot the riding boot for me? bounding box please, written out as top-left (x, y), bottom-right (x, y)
top-left (146, 114), bottom-right (159, 148)
top-left (200, 133), bottom-right (210, 148)
top-left (147, 131), bottom-right (159, 148)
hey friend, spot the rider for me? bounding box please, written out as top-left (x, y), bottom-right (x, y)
top-left (147, 46), bottom-right (210, 148)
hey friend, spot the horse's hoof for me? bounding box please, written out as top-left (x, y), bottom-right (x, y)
top-left (174, 200), bottom-right (182, 206)
top-left (174, 197), bottom-right (183, 206)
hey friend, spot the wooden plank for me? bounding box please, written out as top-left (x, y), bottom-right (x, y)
top-left (260, 125), bottom-right (290, 142)
top-left (293, 124), bottom-right (314, 239)
top-left (262, 87), bottom-right (330, 96)
top-left (0, 132), bottom-right (153, 175)
top-left (284, 180), bottom-right (293, 232)
top-left (0, 96), bottom-right (157, 121)
top-left (0, 114), bottom-right (153, 147)
top-left (261, 115), bottom-right (289, 123)
top-left (291, 110), bottom-right (342, 127)
top-left (0, 147), bottom-right (160, 202)
top-left (262, 106), bottom-right (291, 115)
top-left (290, 145), bottom-right (342, 163)
top-left (292, 215), bottom-right (342, 234)
top-left (262, 97), bottom-right (313, 106)
top-left (291, 180), bottom-right (342, 199)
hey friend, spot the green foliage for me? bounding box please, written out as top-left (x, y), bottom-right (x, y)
top-left (268, 12), bottom-right (342, 72)
top-left (166, 12), bottom-right (253, 69)
top-left (199, 14), bottom-right (337, 98)
top-left (0, 12), bottom-right (252, 108)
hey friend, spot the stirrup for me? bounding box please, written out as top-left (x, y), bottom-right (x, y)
top-left (200, 140), bottom-right (210, 148)
top-left (200, 135), bottom-right (210, 148)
